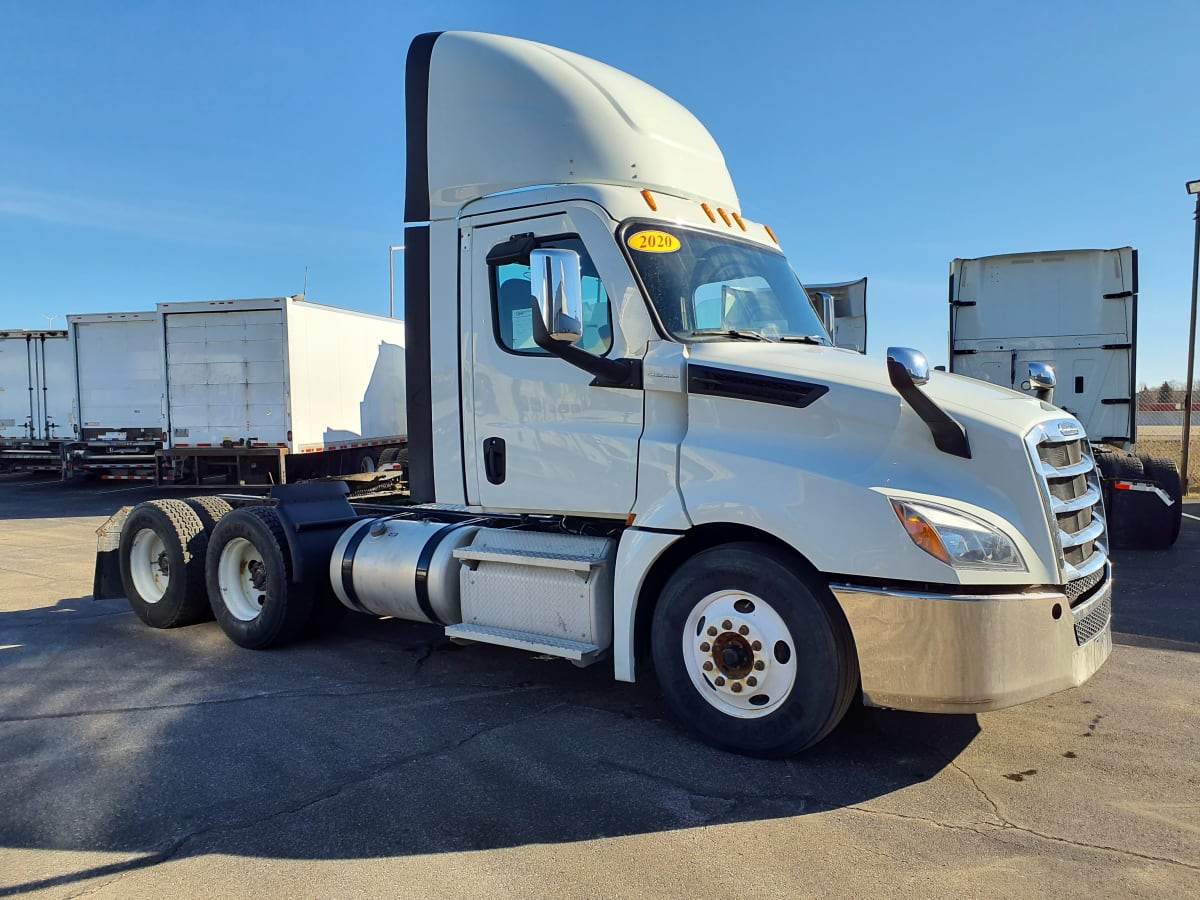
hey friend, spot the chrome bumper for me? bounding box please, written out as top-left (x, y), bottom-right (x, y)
top-left (831, 571), bottom-right (1112, 714)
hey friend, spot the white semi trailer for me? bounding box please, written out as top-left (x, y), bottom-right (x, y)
top-left (949, 248), bottom-right (1182, 549)
top-left (95, 32), bottom-right (1112, 757)
top-left (0, 329), bottom-right (72, 472)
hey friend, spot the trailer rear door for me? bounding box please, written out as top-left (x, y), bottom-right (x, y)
top-left (164, 310), bottom-right (289, 447)
top-left (949, 248), bottom-right (1136, 445)
top-left (72, 316), bottom-right (164, 440)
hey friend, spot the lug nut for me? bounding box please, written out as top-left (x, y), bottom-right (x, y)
top-left (714, 676), bottom-right (726, 686)
top-left (731, 682), bottom-right (743, 693)
top-left (746, 676), bottom-right (758, 687)
top-left (700, 642), bottom-right (711, 652)
top-left (751, 640), bottom-right (762, 651)
top-left (754, 660), bottom-right (765, 671)
top-left (703, 661), bottom-right (713, 672)
top-left (707, 626), bottom-right (718, 637)
top-left (738, 625), bottom-right (749, 635)
top-left (722, 619), bottom-right (732, 630)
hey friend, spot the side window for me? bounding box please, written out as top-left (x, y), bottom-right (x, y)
top-left (491, 236), bottom-right (614, 356)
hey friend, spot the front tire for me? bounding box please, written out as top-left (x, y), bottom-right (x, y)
top-left (119, 500), bottom-right (211, 628)
top-left (651, 542), bottom-right (859, 757)
top-left (206, 506), bottom-right (313, 649)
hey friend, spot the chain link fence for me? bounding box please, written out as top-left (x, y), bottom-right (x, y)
top-left (1133, 385), bottom-right (1200, 494)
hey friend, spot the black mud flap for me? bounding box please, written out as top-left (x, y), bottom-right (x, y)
top-left (93, 506), bottom-right (132, 601)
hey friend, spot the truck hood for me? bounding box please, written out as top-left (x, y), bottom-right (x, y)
top-left (685, 342), bottom-right (1060, 438)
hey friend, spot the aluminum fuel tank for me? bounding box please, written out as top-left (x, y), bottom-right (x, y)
top-left (329, 517), bottom-right (480, 624)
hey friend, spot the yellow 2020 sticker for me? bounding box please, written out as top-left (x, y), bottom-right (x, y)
top-left (628, 230), bottom-right (681, 253)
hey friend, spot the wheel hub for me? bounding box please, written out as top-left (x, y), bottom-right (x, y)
top-left (683, 590), bottom-right (797, 719)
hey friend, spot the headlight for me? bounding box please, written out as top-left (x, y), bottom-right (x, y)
top-left (890, 499), bottom-right (1026, 571)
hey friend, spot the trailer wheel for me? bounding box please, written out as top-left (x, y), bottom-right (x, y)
top-left (356, 450), bottom-right (378, 474)
top-left (206, 506), bottom-right (313, 649)
top-left (182, 496), bottom-right (233, 534)
top-left (651, 542), bottom-right (859, 757)
top-left (1139, 455), bottom-right (1183, 547)
top-left (119, 500), bottom-right (211, 628)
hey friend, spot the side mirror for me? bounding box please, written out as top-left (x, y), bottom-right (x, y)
top-left (886, 346), bottom-right (930, 386)
top-left (810, 290), bottom-right (835, 336)
top-left (1026, 361), bottom-right (1056, 403)
top-left (531, 248), bottom-right (584, 344)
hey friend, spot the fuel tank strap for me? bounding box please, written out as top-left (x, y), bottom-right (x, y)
top-left (339, 522), bottom-right (373, 613)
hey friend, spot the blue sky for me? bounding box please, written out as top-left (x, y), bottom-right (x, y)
top-left (1, 1), bottom-right (1197, 386)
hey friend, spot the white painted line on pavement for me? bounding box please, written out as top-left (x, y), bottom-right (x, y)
top-left (1183, 512), bottom-right (1200, 522)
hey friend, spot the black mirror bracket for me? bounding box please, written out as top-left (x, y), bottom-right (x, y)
top-left (886, 354), bottom-right (971, 459)
top-left (531, 306), bottom-right (643, 389)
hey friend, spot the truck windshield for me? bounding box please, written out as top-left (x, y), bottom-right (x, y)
top-left (621, 221), bottom-right (831, 344)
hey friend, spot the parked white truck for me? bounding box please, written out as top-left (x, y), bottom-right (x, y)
top-left (94, 32), bottom-right (1112, 757)
top-left (0, 329), bottom-right (72, 472)
top-left (949, 247), bottom-right (1182, 549)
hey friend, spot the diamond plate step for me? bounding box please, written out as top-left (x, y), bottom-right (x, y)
top-left (443, 623), bottom-right (604, 663)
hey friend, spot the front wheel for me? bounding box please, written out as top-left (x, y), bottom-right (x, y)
top-left (651, 542), bottom-right (859, 757)
top-left (206, 506), bottom-right (313, 649)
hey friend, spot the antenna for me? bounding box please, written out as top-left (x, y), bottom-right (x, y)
top-left (303, 266), bottom-right (309, 298)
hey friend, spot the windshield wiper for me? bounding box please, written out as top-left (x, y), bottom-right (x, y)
top-left (778, 334), bottom-right (830, 346)
top-left (688, 329), bottom-right (776, 342)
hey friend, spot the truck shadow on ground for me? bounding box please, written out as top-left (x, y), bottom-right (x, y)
top-left (0, 601), bottom-right (983, 895)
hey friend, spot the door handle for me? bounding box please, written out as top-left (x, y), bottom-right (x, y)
top-left (483, 437), bottom-right (506, 485)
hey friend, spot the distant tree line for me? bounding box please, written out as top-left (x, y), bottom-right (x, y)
top-left (1137, 380), bottom-right (1200, 409)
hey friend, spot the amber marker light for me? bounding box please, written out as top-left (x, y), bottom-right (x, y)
top-left (701, 203), bottom-right (717, 223)
top-left (640, 189), bottom-right (658, 211)
top-left (764, 225), bottom-right (779, 244)
top-left (890, 500), bottom-right (952, 565)
top-left (731, 212), bottom-right (747, 231)
top-left (717, 208), bottom-right (732, 226)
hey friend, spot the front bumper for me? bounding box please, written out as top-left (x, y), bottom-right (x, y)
top-left (832, 569), bottom-right (1112, 714)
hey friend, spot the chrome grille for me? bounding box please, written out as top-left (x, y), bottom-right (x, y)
top-left (1065, 566), bottom-right (1106, 606)
top-left (1073, 591), bottom-right (1111, 645)
top-left (1027, 422), bottom-right (1108, 581)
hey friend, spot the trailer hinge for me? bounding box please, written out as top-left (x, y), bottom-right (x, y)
top-left (950, 300), bottom-right (977, 307)
top-left (951, 348), bottom-right (977, 355)
top-left (1101, 398), bottom-right (1131, 405)
top-left (1101, 343), bottom-right (1132, 350)
top-left (1102, 290), bottom-right (1134, 299)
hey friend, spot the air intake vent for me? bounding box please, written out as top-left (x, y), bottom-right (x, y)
top-left (687, 365), bottom-right (828, 409)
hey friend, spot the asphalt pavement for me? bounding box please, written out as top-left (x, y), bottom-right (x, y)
top-left (0, 473), bottom-right (1196, 898)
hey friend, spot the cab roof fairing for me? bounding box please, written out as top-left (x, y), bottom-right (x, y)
top-left (405, 31), bottom-right (740, 223)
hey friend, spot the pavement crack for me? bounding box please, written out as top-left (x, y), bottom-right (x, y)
top-left (947, 759), bottom-right (1008, 826)
top-left (978, 821), bottom-right (1200, 871)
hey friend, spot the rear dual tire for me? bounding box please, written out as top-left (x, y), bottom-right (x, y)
top-left (205, 506), bottom-right (314, 649)
top-left (119, 500), bottom-right (212, 628)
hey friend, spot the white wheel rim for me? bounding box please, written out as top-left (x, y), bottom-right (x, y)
top-left (129, 528), bottom-right (169, 603)
top-left (359, 455), bottom-right (376, 473)
top-left (682, 589), bottom-right (798, 719)
top-left (218, 537), bottom-right (268, 622)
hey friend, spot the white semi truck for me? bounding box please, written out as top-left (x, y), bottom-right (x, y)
top-left (0, 329), bottom-right (72, 473)
top-left (949, 248), bottom-right (1183, 549)
top-left (94, 32), bottom-right (1112, 757)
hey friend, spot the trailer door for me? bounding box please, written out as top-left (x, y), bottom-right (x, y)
top-left (164, 310), bottom-right (288, 447)
top-left (74, 318), bottom-right (164, 440)
top-left (949, 248), bottom-right (1136, 444)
